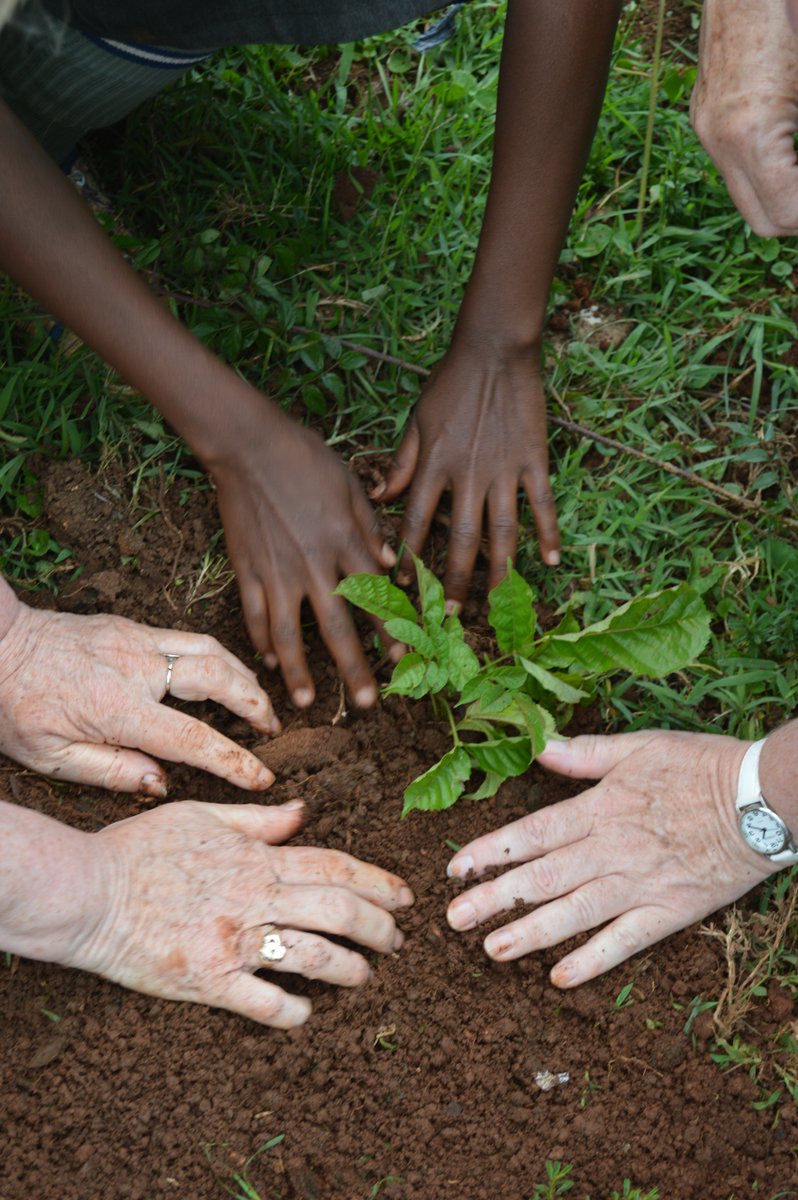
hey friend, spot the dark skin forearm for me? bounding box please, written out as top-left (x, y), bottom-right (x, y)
top-left (0, 97), bottom-right (270, 459)
top-left (460, 0), bottom-right (623, 347)
top-left (383, 0), bottom-right (622, 600)
top-left (0, 98), bottom-right (395, 708)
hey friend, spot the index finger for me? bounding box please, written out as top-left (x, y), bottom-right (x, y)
top-left (397, 464), bottom-right (447, 579)
top-left (126, 703), bottom-right (274, 790)
top-left (447, 789), bottom-right (595, 880)
top-left (312, 587), bottom-right (379, 710)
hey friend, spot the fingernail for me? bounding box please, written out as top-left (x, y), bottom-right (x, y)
top-left (257, 766), bottom-right (275, 788)
top-left (380, 542), bottom-right (397, 567)
top-left (447, 855), bottom-right (473, 879)
top-left (399, 886), bottom-right (414, 907)
top-left (485, 932), bottom-right (514, 958)
top-left (444, 598), bottom-right (461, 617)
top-left (264, 653), bottom-right (279, 670)
top-left (283, 799), bottom-right (305, 813)
top-left (141, 773), bottom-right (167, 798)
top-left (396, 570), bottom-right (413, 587)
top-left (551, 961), bottom-right (576, 987)
top-left (545, 550), bottom-right (561, 567)
top-left (393, 929), bottom-right (405, 951)
top-left (354, 684), bottom-right (377, 709)
top-left (388, 642), bottom-right (406, 663)
top-left (448, 900), bottom-right (477, 931)
top-left (370, 482), bottom-right (386, 501)
top-left (292, 687), bottom-right (314, 708)
top-left (267, 715), bottom-right (282, 734)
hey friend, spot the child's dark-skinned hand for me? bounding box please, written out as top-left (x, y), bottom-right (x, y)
top-left (377, 337), bottom-right (560, 610)
top-left (209, 399), bottom-right (399, 709)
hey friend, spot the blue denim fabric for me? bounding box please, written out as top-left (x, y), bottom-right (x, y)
top-left (414, 1), bottom-right (471, 51)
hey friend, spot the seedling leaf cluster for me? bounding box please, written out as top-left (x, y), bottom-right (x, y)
top-left (337, 558), bottom-right (710, 816)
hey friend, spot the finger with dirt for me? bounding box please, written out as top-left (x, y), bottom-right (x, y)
top-left (0, 583), bottom-right (277, 794)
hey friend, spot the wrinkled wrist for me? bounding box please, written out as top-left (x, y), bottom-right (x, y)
top-left (0, 800), bottom-right (109, 966)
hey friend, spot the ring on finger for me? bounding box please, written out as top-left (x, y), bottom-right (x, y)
top-left (161, 652), bottom-right (181, 695)
top-left (258, 924), bottom-right (287, 965)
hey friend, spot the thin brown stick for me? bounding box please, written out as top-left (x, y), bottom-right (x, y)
top-left (289, 329), bottom-right (794, 528)
top-left (151, 283), bottom-right (798, 530)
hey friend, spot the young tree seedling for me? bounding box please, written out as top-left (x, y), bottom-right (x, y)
top-left (337, 556), bottom-right (710, 817)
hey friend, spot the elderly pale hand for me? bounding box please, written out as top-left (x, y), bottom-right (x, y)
top-left (691, 0), bottom-right (798, 236)
top-left (0, 798), bottom-right (414, 1026)
top-left (0, 586), bottom-right (281, 795)
top-left (446, 730), bottom-right (774, 986)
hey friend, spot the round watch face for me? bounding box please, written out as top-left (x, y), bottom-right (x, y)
top-left (740, 808), bottom-right (788, 856)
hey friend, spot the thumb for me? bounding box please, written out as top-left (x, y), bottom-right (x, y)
top-left (537, 731), bottom-right (660, 780)
top-left (376, 417), bottom-right (420, 501)
top-left (53, 743), bottom-right (168, 797)
top-left (211, 799), bottom-right (306, 844)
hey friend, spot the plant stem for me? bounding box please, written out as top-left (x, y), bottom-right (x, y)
top-left (635, 0), bottom-right (667, 243)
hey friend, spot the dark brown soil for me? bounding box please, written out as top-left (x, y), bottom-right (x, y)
top-left (1, 457), bottom-right (797, 1200)
top-left (631, 1), bottom-right (700, 55)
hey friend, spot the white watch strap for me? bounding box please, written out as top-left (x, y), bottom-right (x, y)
top-left (735, 738), bottom-right (767, 813)
top-left (736, 736), bottom-right (798, 865)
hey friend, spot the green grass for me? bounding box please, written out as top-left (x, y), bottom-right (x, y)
top-left (3, 2), bottom-right (797, 726)
top-left (2, 0), bottom-right (798, 1160)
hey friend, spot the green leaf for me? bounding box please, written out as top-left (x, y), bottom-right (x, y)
top-left (466, 736), bottom-right (532, 779)
top-left (463, 688), bottom-right (514, 718)
top-left (384, 653), bottom-right (429, 697)
top-left (487, 568), bottom-right (538, 655)
top-left (335, 574), bottom-right (418, 624)
top-left (519, 657), bottom-right (589, 703)
top-left (459, 671), bottom-right (492, 706)
top-left (383, 618), bottom-right (436, 658)
top-left (460, 666), bottom-right (526, 707)
top-left (412, 552), bottom-right (446, 627)
top-left (463, 771), bottom-right (505, 801)
top-left (402, 747), bottom-right (472, 816)
top-left (687, 548), bottom-right (724, 596)
top-left (442, 614), bottom-right (480, 689)
top-left (425, 661), bottom-right (448, 692)
top-left (539, 585), bottom-right (711, 677)
top-left (506, 694), bottom-right (554, 756)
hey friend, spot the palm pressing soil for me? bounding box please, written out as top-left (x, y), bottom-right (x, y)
top-left (1, 457), bottom-right (796, 1200)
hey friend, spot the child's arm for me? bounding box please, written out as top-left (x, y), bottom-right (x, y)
top-left (380, 0), bottom-right (623, 608)
top-left (0, 98), bottom-right (394, 709)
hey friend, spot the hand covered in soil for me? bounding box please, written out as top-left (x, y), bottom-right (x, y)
top-left (0, 590), bottom-right (280, 795)
top-left (0, 798), bottom-right (413, 1026)
top-left (691, 0), bottom-right (798, 235)
top-left (376, 341), bottom-right (560, 610)
top-left (211, 403), bottom-right (397, 709)
top-left (446, 731), bottom-right (774, 986)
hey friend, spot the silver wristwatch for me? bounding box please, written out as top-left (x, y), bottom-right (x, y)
top-left (735, 738), bottom-right (798, 866)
